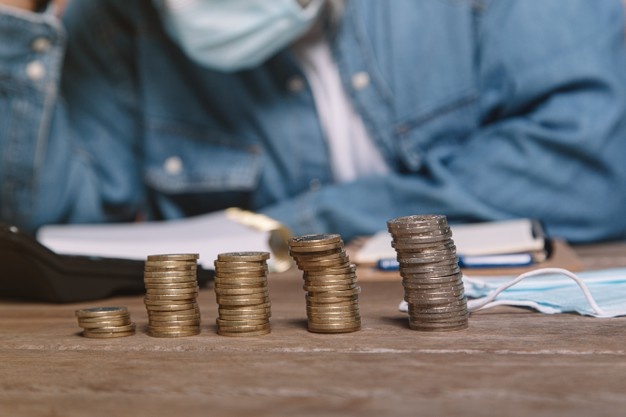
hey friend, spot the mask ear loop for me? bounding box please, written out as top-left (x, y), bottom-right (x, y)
top-left (465, 267), bottom-right (608, 316)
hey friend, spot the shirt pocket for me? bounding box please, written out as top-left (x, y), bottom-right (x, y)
top-left (392, 92), bottom-right (479, 172)
top-left (143, 119), bottom-right (263, 194)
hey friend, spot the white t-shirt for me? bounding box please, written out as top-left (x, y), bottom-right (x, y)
top-left (294, 35), bottom-right (390, 183)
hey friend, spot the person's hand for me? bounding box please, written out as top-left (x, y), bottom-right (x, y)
top-left (1, 0), bottom-right (42, 11)
top-left (1, 0), bottom-right (66, 13)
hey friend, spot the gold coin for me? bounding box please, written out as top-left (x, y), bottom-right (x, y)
top-left (145, 286), bottom-right (200, 295)
top-left (214, 276), bottom-right (268, 283)
top-left (147, 253), bottom-right (199, 261)
top-left (78, 319), bottom-right (131, 329)
top-left (214, 282), bottom-right (268, 290)
top-left (216, 318), bottom-right (270, 327)
top-left (215, 263), bottom-right (268, 272)
top-left (408, 321), bottom-right (468, 332)
top-left (148, 309), bottom-right (200, 318)
top-left (149, 320), bottom-right (201, 329)
top-left (307, 307), bottom-right (359, 316)
top-left (218, 308), bottom-right (272, 320)
top-left (144, 302), bottom-right (198, 311)
top-left (217, 328), bottom-right (271, 337)
top-left (75, 306), bottom-right (128, 318)
top-left (218, 313), bottom-right (270, 322)
top-left (215, 323), bottom-right (271, 333)
top-left (304, 283), bottom-right (358, 293)
top-left (85, 323), bottom-right (136, 333)
top-left (218, 306), bottom-right (271, 315)
top-left (77, 312), bottom-right (131, 323)
top-left (218, 301), bottom-right (272, 310)
top-left (149, 314), bottom-right (201, 323)
top-left (288, 234), bottom-right (342, 247)
top-left (216, 297), bottom-right (270, 307)
top-left (144, 292), bottom-right (199, 301)
top-left (82, 330), bottom-right (136, 338)
top-left (307, 323), bottom-right (361, 334)
top-left (308, 314), bottom-right (361, 323)
top-left (217, 251), bottom-right (270, 262)
top-left (304, 264), bottom-right (357, 276)
top-left (307, 287), bottom-right (361, 298)
top-left (144, 281), bottom-right (198, 289)
top-left (143, 263), bottom-right (198, 273)
top-left (143, 269), bottom-right (197, 276)
top-left (214, 287), bottom-right (268, 296)
top-left (306, 307), bottom-right (358, 316)
top-left (304, 274), bottom-right (357, 283)
top-left (147, 328), bottom-right (201, 338)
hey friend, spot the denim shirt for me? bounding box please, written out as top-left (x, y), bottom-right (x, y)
top-left (1, 0), bottom-right (626, 243)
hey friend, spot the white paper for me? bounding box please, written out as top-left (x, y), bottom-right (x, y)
top-left (37, 211), bottom-right (270, 269)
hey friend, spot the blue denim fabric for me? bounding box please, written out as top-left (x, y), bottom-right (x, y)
top-left (1, 0), bottom-right (626, 243)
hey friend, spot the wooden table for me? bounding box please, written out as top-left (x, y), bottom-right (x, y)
top-left (1, 243), bottom-right (626, 417)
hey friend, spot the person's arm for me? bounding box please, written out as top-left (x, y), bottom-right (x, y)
top-left (1, 0), bottom-right (41, 11)
top-left (262, 0), bottom-right (626, 244)
top-left (0, 1), bottom-right (142, 233)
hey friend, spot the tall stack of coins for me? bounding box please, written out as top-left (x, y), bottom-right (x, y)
top-left (387, 215), bottom-right (469, 331)
top-left (143, 254), bottom-right (201, 337)
top-left (288, 234), bottom-right (361, 334)
top-left (75, 306), bottom-right (135, 338)
top-left (214, 252), bottom-right (272, 337)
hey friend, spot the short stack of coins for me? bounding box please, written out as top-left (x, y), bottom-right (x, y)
top-left (288, 234), bottom-right (361, 334)
top-left (214, 252), bottom-right (272, 337)
top-left (387, 214), bottom-right (469, 331)
top-left (75, 306), bottom-right (135, 338)
top-left (143, 253), bottom-right (201, 337)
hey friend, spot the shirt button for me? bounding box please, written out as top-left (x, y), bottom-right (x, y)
top-left (287, 76), bottom-right (305, 93)
top-left (32, 37), bottom-right (51, 53)
top-left (309, 178), bottom-right (321, 191)
top-left (164, 156), bottom-right (183, 175)
top-left (25, 61), bottom-right (46, 81)
top-left (351, 71), bottom-right (370, 90)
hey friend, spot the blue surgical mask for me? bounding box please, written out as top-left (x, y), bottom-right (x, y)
top-left (399, 267), bottom-right (626, 318)
top-left (153, 0), bottom-right (324, 72)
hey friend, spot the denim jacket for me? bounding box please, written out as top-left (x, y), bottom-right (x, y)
top-left (1, 0), bottom-right (626, 243)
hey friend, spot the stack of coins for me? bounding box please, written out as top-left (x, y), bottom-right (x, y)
top-left (214, 252), bottom-right (272, 337)
top-left (75, 306), bottom-right (135, 338)
top-left (387, 214), bottom-right (468, 331)
top-left (143, 254), bottom-right (201, 337)
top-left (288, 234), bottom-right (361, 334)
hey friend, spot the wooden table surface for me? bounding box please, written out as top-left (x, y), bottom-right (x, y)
top-left (1, 243), bottom-right (626, 417)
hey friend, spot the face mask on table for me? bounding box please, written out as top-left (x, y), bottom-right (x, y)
top-left (399, 267), bottom-right (626, 318)
top-left (153, 0), bottom-right (324, 72)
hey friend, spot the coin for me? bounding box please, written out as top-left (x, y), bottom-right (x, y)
top-left (216, 251), bottom-right (270, 262)
top-left (217, 328), bottom-right (271, 337)
top-left (147, 253), bottom-right (199, 261)
top-left (216, 318), bottom-right (270, 327)
top-left (387, 214), bottom-right (469, 332)
top-left (288, 234), bottom-right (342, 247)
top-left (214, 253), bottom-right (272, 337)
top-left (147, 328), bottom-right (201, 338)
top-left (79, 319), bottom-right (131, 329)
top-left (288, 233), bottom-right (362, 334)
top-left (77, 313), bottom-right (131, 323)
top-left (82, 330), bottom-right (136, 338)
top-left (307, 321), bottom-right (361, 333)
top-left (75, 306), bottom-right (128, 318)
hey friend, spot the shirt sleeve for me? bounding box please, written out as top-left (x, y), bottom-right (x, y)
top-left (0, 2), bottom-right (142, 233)
top-left (0, 6), bottom-right (65, 230)
top-left (262, 0), bottom-right (626, 244)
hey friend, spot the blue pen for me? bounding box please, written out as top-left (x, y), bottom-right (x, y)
top-left (376, 258), bottom-right (399, 271)
top-left (377, 254), bottom-right (533, 271)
